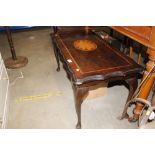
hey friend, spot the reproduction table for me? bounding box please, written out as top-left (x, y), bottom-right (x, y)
top-left (51, 29), bottom-right (143, 128)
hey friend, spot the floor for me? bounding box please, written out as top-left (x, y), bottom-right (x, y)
top-left (0, 27), bottom-right (153, 129)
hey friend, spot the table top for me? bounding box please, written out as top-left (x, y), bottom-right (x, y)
top-left (52, 30), bottom-right (143, 84)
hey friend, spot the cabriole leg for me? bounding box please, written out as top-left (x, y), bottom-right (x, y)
top-left (72, 85), bottom-right (89, 129)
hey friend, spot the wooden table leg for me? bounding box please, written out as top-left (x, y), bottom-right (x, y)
top-left (72, 85), bottom-right (89, 129)
top-left (51, 38), bottom-right (60, 71)
top-left (4, 26), bottom-right (28, 69)
top-left (121, 77), bottom-right (138, 120)
top-left (51, 27), bottom-right (61, 72)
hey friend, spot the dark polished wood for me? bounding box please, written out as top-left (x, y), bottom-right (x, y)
top-left (51, 29), bottom-right (143, 128)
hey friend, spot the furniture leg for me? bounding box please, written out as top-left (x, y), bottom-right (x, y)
top-left (51, 37), bottom-right (60, 71)
top-left (121, 77), bottom-right (138, 120)
top-left (72, 85), bottom-right (89, 129)
top-left (54, 45), bottom-right (60, 71)
top-left (132, 71), bottom-right (155, 121)
top-left (51, 27), bottom-right (60, 71)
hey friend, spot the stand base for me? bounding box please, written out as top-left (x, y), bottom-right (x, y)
top-left (4, 56), bottom-right (28, 69)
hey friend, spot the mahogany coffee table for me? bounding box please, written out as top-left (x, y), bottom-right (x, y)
top-left (51, 29), bottom-right (143, 129)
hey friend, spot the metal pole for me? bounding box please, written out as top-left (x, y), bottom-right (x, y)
top-left (4, 26), bottom-right (17, 60)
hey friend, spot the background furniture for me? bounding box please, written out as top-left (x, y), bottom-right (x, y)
top-left (110, 26), bottom-right (155, 121)
top-left (51, 28), bottom-right (143, 128)
top-left (4, 26), bottom-right (28, 69)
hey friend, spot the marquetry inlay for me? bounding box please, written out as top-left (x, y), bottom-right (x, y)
top-left (73, 39), bottom-right (97, 52)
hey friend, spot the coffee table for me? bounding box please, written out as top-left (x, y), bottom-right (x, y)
top-left (51, 29), bottom-right (143, 128)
